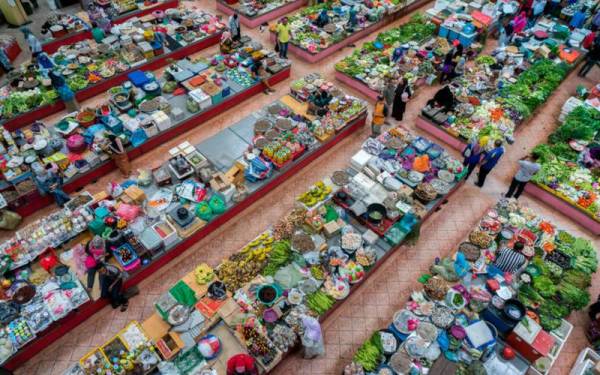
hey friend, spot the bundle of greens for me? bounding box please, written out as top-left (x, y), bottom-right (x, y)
top-left (262, 240), bottom-right (292, 276)
top-left (353, 332), bottom-right (383, 372)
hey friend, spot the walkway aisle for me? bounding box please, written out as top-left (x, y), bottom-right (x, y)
top-left (5, 0), bottom-right (599, 373)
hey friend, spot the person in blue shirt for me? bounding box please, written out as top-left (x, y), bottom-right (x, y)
top-left (314, 9), bottom-right (330, 27)
top-left (476, 139), bottom-right (505, 187)
top-left (570, 7), bottom-right (588, 29)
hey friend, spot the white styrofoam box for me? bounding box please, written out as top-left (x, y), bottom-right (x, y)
top-left (151, 111), bottom-right (172, 132)
top-left (124, 117), bottom-right (140, 132)
top-left (362, 230), bottom-right (379, 245)
top-left (170, 107), bottom-right (185, 122)
top-left (189, 88), bottom-right (212, 111)
top-left (350, 149), bottom-right (373, 171)
top-left (152, 220), bottom-right (179, 248)
top-left (352, 172), bottom-right (377, 192)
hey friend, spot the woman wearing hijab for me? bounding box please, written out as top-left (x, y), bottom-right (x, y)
top-left (439, 50), bottom-right (455, 83)
top-left (392, 78), bottom-right (411, 121)
top-left (462, 138), bottom-right (484, 180)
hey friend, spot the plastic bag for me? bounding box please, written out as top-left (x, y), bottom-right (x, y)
top-left (208, 195), bottom-right (226, 215)
top-left (244, 156), bottom-right (272, 182)
top-left (301, 315), bottom-right (324, 358)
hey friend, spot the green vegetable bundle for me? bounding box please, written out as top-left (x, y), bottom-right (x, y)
top-left (353, 332), bottom-right (383, 371)
top-left (262, 240), bottom-right (291, 276)
top-left (305, 290), bottom-right (335, 315)
top-left (558, 281), bottom-right (591, 310)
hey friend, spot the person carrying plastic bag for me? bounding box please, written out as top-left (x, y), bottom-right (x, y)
top-left (301, 314), bottom-right (325, 358)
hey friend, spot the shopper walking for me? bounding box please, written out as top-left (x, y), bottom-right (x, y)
top-left (301, 315), bottom-right (324, 359)
top-left (98, 262), bottom-right (128, 311)
top-left (578, 37), bottom-right (600, 77)
top-left (229, 13), bottom-right (241, 41)
top-left (250, 56), bottom-right (275, 95)
top-left (505, 155), bottom-right (541, 199)
top-left (462, 138), bottom-right (484, 180)
top-left (275, 17), bottom-right (291, 59)
top-left (476, 139), bottom-right (505, 187)
top-left (371, 95), bottom-right (387, 136)
top-left (392, 78), bottom-right (411, 121)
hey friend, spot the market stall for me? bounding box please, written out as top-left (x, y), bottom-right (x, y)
top-left (268, 0), bottom-right (431, 63)
top-left (60, 124), bottom-right (467, 374)
top-left (335, 13), bottom-right (466, 100)
top-left (216, 0), bottom-right (308, 28)
top-left (0, 38), bottom-right (292, 218)
top-left (344, 199), bottom-right (597, 375)
top-left (41, 0), bottom-right (181, 54)
top-left (525, 93), bottom-right (600, 235)
top-left (1, 8), bottom-right (224, 132)
top-left (39, 12), bottom-right (90, 55)
top-left (417, 15), bottom-right (583, 152)
top-left (0, 73), bottom-right (368, 371)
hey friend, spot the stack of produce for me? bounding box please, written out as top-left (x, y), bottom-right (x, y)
top-left (63, 126), bottom-right (463, 374)
top-left (280, 0), bottom-right (411, 54)
top-left (345, 199), bottom-right (597, 375)
top-left (0, 8), bottom-right (224, 120)
top-left (0, 74), bottom-right (364, 366)
top-left (335, 14), bottom-right (439, 92)
top-left (421, 15), bottom-right (581, 145)
top-left (531, 99), bottom-right (600, 221)
top-left (0, 39), bottom-right (289, 210)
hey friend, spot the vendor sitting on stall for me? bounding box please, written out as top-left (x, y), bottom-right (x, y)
top-left (426, 85), bottom-right (455, 113)
top-left (493, 241), bottom-right (527, 274)
top-left (308, 89), bottom-right (332, 116)
top-left (314, 8), bottom-right (330, 27)
top-left (250, 56), bottom-right (275, 95)
top-left (347, 5), bottom-right (359, 30)
top-left (34, 164), bottom-right (71, 208)
top-left (226, 353), bottom-right (258, 375)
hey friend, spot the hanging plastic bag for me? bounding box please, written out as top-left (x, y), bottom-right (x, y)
top-left (244, 156), bottom-right (273, 182)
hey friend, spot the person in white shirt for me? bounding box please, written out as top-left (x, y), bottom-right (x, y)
top-left (505, 154), bottom-right (541, 199)
top-left (21, 28), bottom-right (42, 58)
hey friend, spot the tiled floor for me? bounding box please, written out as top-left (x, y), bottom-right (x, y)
top-left (5, 1), bottom-right (600, 374)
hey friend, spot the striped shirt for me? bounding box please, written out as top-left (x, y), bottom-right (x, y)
top-left (494, 248), bottom-right (525, 274)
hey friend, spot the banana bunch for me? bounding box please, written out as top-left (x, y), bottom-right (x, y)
top-left (297, 181), bottom-right (332, 207)
top-left (194, 263), bottom-right (214, 285)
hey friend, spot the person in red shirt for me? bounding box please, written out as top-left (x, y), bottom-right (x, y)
top-left (226, 353), bottom-right (258, 375)
top-left (583, 31), bottom-right (597, 50)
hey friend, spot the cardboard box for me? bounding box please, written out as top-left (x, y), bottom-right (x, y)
top-left (124, 185), bottom-right (146, 204)
top-left (224, 162), bottom-right (245, 186)
top-left (210, 173), bottom-right (231, 192)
